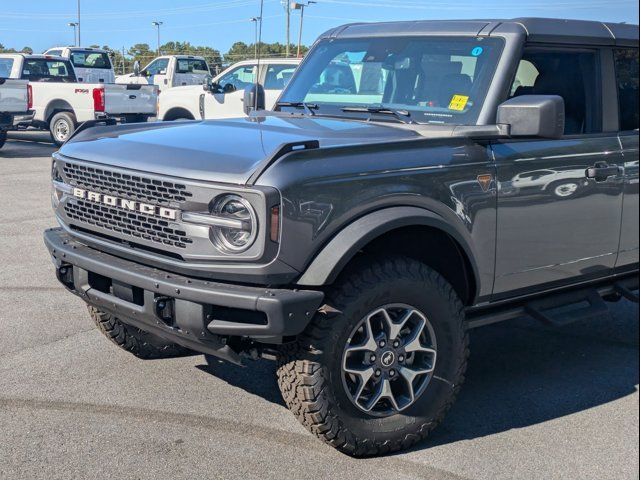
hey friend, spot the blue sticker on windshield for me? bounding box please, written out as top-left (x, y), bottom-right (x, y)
top-left (471, 46), bottom-right (484, 57)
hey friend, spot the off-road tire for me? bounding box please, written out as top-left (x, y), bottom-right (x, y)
top-left (88, 306), bottom-right (190, 359)
top-left (49, 111), bottom-right (76, 146)
top-left (0, 130), bottom-right (7, 149)
top-left (277, 256), bottom-right (469, 456)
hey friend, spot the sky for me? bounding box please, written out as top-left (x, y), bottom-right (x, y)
top-left (0, 0), bottom-right (638, 55)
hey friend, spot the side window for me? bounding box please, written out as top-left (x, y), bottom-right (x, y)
top-left (264, 64), bottom-right (297, 90)
top-left (216, 65), bottom-right (256, 92)
top-left (510, 60), bottom-right (539, 96)
top-left (176, 59), bottom-right (209, 74)
top-left (0, 58), bottom-right (14, 78)
top-left (510, 49), bottom-right (601, 135)
top-left (613, 48), bottom-right (639, 131)
top-left (144, 59), bottom-right (169, 76)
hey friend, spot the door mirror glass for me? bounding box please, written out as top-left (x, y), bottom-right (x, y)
top-left (497, 95), bottom-right (565, 139)
top-left (243, 84), bottom-right (265, 115)
top-left (203, 80), bottom-right (221, 93)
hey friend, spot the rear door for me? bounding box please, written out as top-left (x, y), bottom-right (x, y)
top-left (613, 47), bottom-right (639, 270)
top-left (69, 50), bottom-right (115, 83)
top-left (173, 58), bottom-right (210, 87)
top-left (492, 46), bottom-right (624, 296)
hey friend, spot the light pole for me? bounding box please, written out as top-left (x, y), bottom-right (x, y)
top-left (250, 17), bottom-right (261, 59)
top-left (77, 0), bottom-right (81, 45)
top-left (281, 0), bottom-right (291, 57)
top-left (68, 22), bottom-right (79, 46)
top-left (152, 21), bottom-right (163, 56)
top-left (291, 1), bottom-right (316, 58)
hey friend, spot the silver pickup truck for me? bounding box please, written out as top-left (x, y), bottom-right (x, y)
top-left (0, 54), bottom-right (158, 145)
top-left (0, 77), bottom-right (31, 149)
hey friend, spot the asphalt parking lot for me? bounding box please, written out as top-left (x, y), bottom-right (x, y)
top-left (0, 131), bottom-right (638, 480)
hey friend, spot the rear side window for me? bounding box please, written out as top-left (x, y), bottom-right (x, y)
top-left (176, 59), bottom-right (209, 74)
top-left (613, 48), bottom-right (639, 131)
top-left (264, 64), bottom-right (297, 90)
top-left (0, 58), bottom-right (14, 78)
top-left (21, 59), bottom-right (75, 82)
top-left (70, 51), bottom-right (112, 70)
top-left (510, 49), bottom-right (601, 135)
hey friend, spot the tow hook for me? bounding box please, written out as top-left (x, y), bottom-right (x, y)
top-left (56, 264), bottom-right (74, 290)
top-left (154, 296), bottom-right (175, 326)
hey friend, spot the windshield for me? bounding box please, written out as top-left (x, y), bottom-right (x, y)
top-left (21, 59), bottom-right (76, 82)
top-left (70, 51), bottom-right (112, 70)
top-left (279, 36), bottom-right (503, 124)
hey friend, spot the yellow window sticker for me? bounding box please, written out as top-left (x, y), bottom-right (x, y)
top-left (448, 95), bottom-right (469, 111)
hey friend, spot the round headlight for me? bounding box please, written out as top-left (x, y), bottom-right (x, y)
top-left (210, 195), bottom-right (258, 253)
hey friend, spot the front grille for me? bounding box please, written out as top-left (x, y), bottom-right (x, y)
top-left (65, 198), bottom-right (193, 249)
top-left (63, 162), bottom-right (193, 206)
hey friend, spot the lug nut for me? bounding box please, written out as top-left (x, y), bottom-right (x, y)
top-left (389, 369), bottom-right (396, 377)
top-left (375, 369), bottom-right (382, 377)
top-left (393, 340), bottom-right (400, 348)
top-left (379, 340), bottom-right (386, 348)
top-left (369, 354), bottom-right (376, 363)
top-left (398, 355), bottom-right (405, 363)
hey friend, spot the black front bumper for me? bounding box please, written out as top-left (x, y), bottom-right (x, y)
top-left (44, 228), bottom-right (324, 361)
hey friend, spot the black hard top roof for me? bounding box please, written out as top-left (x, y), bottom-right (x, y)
top-left (319, 18), bottom-right (639, 47)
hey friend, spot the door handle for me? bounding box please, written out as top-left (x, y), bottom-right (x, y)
top-left (585, 162), bottom-right (620, 182)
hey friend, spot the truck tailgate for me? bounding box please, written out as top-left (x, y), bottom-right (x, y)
top-left (104, 84), bottom-right (157, 115)
top-left (0, 78), bottom-right (28, 113)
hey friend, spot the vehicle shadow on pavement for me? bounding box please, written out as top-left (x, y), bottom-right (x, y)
top-left (1, 135), bottom-right (57, 159)
top-left (197, 357), bottom-right (285, 406)
top-left (196, 301), bottom-right (638, 451)
top-left (425, 301), bottom-right (639, 450)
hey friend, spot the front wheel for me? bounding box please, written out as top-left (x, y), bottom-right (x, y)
top-left (49, 111), bottom-right (77, 146)
top-left (88, 306), bottom-right (191, 359)
top-left (277, 256), bottom-right (468, 456)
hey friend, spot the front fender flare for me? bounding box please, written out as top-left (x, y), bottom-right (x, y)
top-left (295, 206), bottom-right (480, 297)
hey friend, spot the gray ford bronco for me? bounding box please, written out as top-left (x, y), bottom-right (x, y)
top-left (44, 18), bottom-right (639, 456)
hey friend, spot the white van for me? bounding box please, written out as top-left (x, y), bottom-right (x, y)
top-left (44, 47), bottom-right (115, 84)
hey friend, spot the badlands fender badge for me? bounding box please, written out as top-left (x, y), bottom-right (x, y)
top-left (477, 174), bottom-right (493, 192)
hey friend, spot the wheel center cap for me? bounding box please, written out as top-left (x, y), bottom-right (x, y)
top-left (380, 350), bottom-right (395, 367)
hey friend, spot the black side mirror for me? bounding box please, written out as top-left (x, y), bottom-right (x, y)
top-left (203, 80), bottom-right (221, 93)
top-left (243, 84), bottom-right (265, 115)
top-left (497, 95), bottom-right (565, 139)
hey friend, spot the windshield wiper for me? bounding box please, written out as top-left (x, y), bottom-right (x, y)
top-left (276, 101), bottom-right (319, 116)
top-left (341, 106), bottom-right (415, 124)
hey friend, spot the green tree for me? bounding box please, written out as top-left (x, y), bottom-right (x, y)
top-left (159, 41), bottom-right (223, 70)
top-left (225, 41), bottom-right (308, 63)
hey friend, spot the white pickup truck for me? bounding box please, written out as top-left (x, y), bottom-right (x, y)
top-left (0, 78), bottom-right (31, 149)
top-left (43, 46), bottom-right (116, 84)
top-left (116, 55), bottom-right (211, 91)
top-left (0, 54), bottom-right (157, 145)
top-left (158, 58), bottom-right (300, 121)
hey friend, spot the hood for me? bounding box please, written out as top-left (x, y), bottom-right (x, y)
top-left (59, 115), bottom-right (424, 185)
